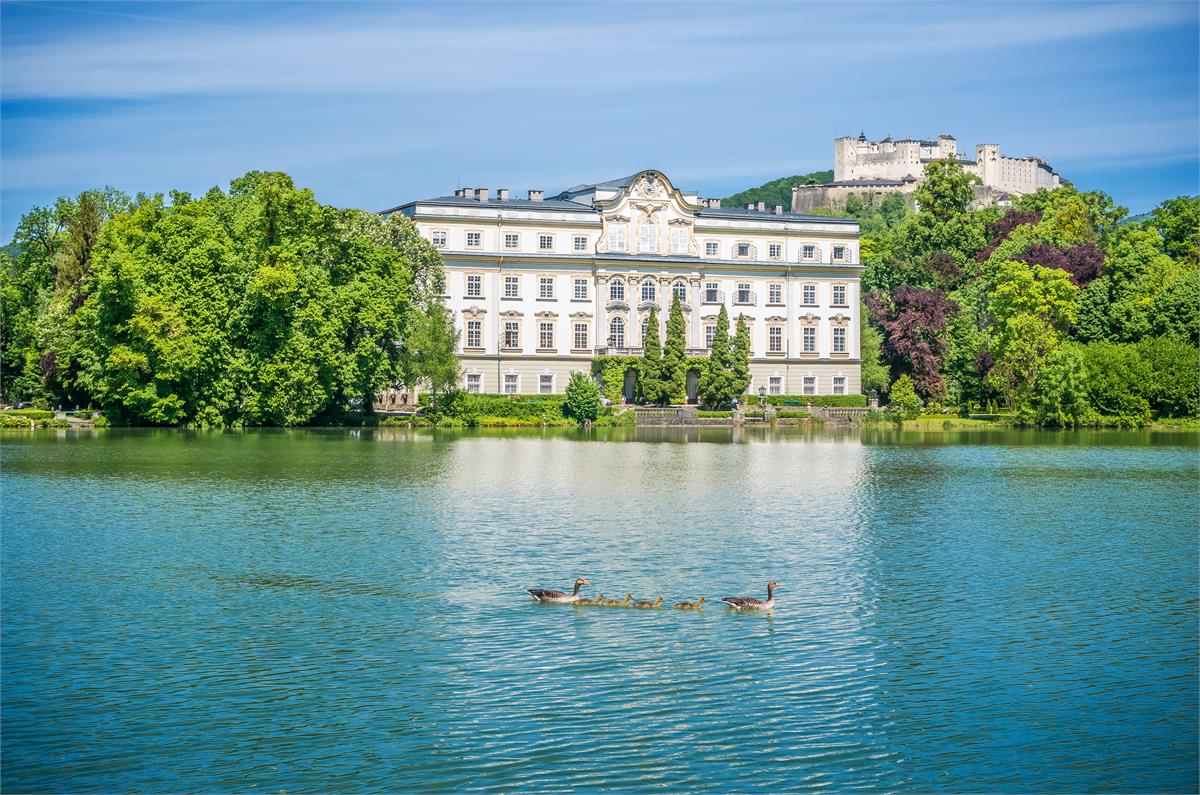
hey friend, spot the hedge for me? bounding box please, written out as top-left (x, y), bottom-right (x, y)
top-left (775, 410), bottom-right (810, 419)
top-left (696, 410), bottom-right (732, 418)
top-left (0, 409), bottom-right (55, 420)
top-left (767, 394), bottom-right (867, 407)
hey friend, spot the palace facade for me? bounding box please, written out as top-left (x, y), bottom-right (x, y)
top-left (383, 169), bottom-right (862, 400)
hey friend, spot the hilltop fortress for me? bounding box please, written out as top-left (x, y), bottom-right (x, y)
top-left (792, 133), bottom-right (1062, 213)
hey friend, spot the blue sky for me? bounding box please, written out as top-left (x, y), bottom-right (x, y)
top-left (2, 1), bottom-right (1197, 240)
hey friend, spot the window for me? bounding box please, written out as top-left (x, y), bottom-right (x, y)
top-left (609, 316), bottom-right (625, 348)
top-left (705, 282), bottom-right (720, 303)
top-left (641, 315), bottom-right (650, 341)
top-left (769, 376), bottom-right (783, 395)
top-left (705, 325), bottom-right (716, 347)
top-left (833, 246), bottom-right (846, 260)
top-left (641, 279), bottom-right (656, 304)
top-left (639, 221), bottom-right (656, 253)
top-left (610, 224), bottom-right (627, 252)
top-left (539, 374), bottom-right (554, 394)
top-left (670, 227), bottom-right (688, 255)
top-left (504, 276), bottom-right (520, 298)
top-left (803, 327), bottom-right (816, 353)
top-left (574, 235), bottom-right (588, 252)
top-left (504, 233), bottom-right (520, 249)
top-left (610, 278), bottom-right (625, 302)
top-left (573, 278), bottom-right (588, 300)
top-left (539, 234), bottom-right (554, 251)
top-left (736, 283), bottom-right (752, 303)
top-left (802, 244), bottom-right (815, 260)
top-left (768, 243), bottom-right (782, 260)
top-left (504, 373), bottom-right (519, 394)
top-left (504, 321), bottom-right (520, 349)
top-left (574, 323), bottom-right (589, 350)
top-left (768, 283), bottom-right (782, 304)
top-left (802, 284), bottom-right (816, 305)
top-left (833, 327), bottom-right (846, 353)
top-left (832, 285), bottom-right (847, 306)
top-left (432, 230), bottom-right (447, 247)
top-left (466, 274), bottom-right (482, 298)
top-left (803, 376), bottom-right (816, 395)
top-left (705, 241), bottom-right (719, 257)
top-left (833, 376), bottom-right (847, 395)
top-left (539, 277), bottom-right (554, 299)
top-left (466, 231), bottom-right (482, 248)
top-left (466, 373), bottom-right (481, 393)
top-left (736, 242), bottom-right (751, 258)
top-left (672, 280), bottom-right (687, 305)
top-left (539, 321), bottom-right (554, 350)
top-left (768, 326), bottom-right (783, 353)
top-left (465, 319), bottom-right (482, 348)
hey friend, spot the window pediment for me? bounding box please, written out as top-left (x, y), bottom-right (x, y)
top-left (500, 309), bottom-right (524, 318)
top-left (799, 313), bottom-right (820, 324)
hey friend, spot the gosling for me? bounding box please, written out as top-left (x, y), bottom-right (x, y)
top-left (575, 593), bottom-right (605, 606)
top-left (673, 597), bottom-right (706, 610)
top-left (602, 594), bottom-right (633, 607)
top-left (631, 596), bottom-right (663, 609)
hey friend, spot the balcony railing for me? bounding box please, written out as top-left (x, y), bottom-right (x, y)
top-left (595, 346), bottom-right (644, 356)
top-left (733, 290), bottom-right (757, 305)
top-left (685, 348), bottom-right (710, 358)
top-left (702, 290), bottom-right (724, 304)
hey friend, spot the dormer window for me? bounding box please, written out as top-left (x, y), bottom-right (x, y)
top-left (833, 245), bottom-right (846, 261)
top-left (639, 221), bottom-right (657, 253)
top-left (670, 227), bottom-right (688, 255)
top-left (736, 242), bottom-right (751, 258)
top-left (802, 244), bottom-right (816, 260)
top-left (610, 224), bottom-right (627, 252)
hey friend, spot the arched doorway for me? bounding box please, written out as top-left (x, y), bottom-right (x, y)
top-left (623, 370), bottom-right (638, 403)
top-left (686, 368), bottom-right (701, 404)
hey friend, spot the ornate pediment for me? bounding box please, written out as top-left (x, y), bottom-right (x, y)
top-left (799, 313), bottom-right (820, 324)
top-left (500, 309), bottom-right (524, 318)
top-left (535, 310), bottom-right (559, 319)
top-left (570, 311), bottom-right (593, 319)
top-left (461, 305), bottom-right (487, 318)
top-left (634, 174), bottom-right (666, 198)
top-left (830, 313), bottom-right (852, 326)
top-left (765, 315), bottom-right (787, 323)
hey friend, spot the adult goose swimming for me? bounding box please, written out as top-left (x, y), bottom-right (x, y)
top-left (527, 578), bottom-right (590, 604)
top-left (720, 581), bottom-right (779, 611)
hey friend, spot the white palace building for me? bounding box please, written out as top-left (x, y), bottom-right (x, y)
top-left (383, 170), bottom-right (862, 401)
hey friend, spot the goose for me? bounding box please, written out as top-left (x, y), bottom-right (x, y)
top-left (720, 582), bottom-right (779, 611)
top-left (527, 578), bottom-right (590, 604)
top-left (575, 593), bottom-right (605, 606)
top-left (602, 594), bottom-right (633, 607)
top-left (673, 597), bottom-right (706, 610)
top-left (631, 596), bottom-right (663, 609)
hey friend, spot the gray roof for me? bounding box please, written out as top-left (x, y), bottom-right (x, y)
top-left (697, 207), bottom-right (857, 224)
top-left (382, 195), bottom-right (596, 215)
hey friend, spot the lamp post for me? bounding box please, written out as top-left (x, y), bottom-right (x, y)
top-left (758, 384), bottom-right (767, 412)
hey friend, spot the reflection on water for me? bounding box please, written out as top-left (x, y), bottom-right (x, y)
top-left (2, 427), bottom-right (1196, 793)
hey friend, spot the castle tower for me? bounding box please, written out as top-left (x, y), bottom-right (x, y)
top-left (977, 144), bottom-right (1000, 187)
top-left (834, 135), bottom-right (861, 181)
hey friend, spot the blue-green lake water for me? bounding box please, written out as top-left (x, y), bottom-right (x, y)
top-left (2, 427), bottom-right (1197, 793)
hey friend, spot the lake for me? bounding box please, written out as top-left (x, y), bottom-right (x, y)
top-left (2, 427), bottom-right (1197, 793)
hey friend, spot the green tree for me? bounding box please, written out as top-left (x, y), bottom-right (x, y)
top-left (1033, 344), bottom-right (1092, 427)
top-left (888, 374), bottom-right (922, 419)
top-left (731, 313), bottom-right (751, 398)
top-left (1136, 336), bottom-right (1200, 418)
top-left (1149, 195), bottom-right (1199, 263)
top-left (1081, 341), bottom-right (1151, 427)
top-left (697, 305), bottom-right (735, 408)
top-left (659, 293), bottom-right (687, 404)
top-left (859, 306), bottom-right (890, 396)
top-left (402, 300), bottom-right (460, 415)
top-left (639, 307), bottom-right (664, 404)
top-left (563, 371), bottom-right (601, 424)
top-left (720, 171), bottom-right (833, 210)
top-left (913, 157), bottom-right (978, 222)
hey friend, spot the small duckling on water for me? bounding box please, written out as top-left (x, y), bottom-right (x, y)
top-left (575, 593), bottom-right (605, 606)
top-left (602, 594), bottom-right (633, 607)
top-left (673, 597), bottom-right (706, 610)
top-left (631, 596), bottom-right (663, 609)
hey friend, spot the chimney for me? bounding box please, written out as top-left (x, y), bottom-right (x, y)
top-left (460, 187), bottom-right (472, 199)
top-left (476, 188), bottom-right (488, 202)
top-left (757, 201), bottom-right (765, 212)
top-left (496, 188), bottom-right (509, 201)
top-left (709, 198), bottom-right (721, 208)
top-left (528, 189), bottom-right (543, 201)
top-left (746, 203), bottom-right (754, 211)
top-left (774, 205), bottom-right (783, 215)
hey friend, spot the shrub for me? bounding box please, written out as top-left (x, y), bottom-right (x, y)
top-left (0, 409), bottom-right (54, 420)
top-left (1081, 341), bottom-right (1151, 427)
top-left (775, 410), bottom-right (809, 419)
top-left (563, 372), bottom-right (601, 424)
top-left (696, 410), bottom-right (732, 418)
top-left (1137, 336), bottom-right (1200, 418)
top-left (888, 375), bottom-right (923, 420)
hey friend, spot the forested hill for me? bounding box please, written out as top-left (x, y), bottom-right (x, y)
top-left (720, 171), bottom-right (832, 210)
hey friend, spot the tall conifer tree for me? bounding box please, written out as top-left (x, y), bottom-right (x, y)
top-left (639, 307), bottom-right (662, 403)
top-left (660, 293), bottom-right (687, 404)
